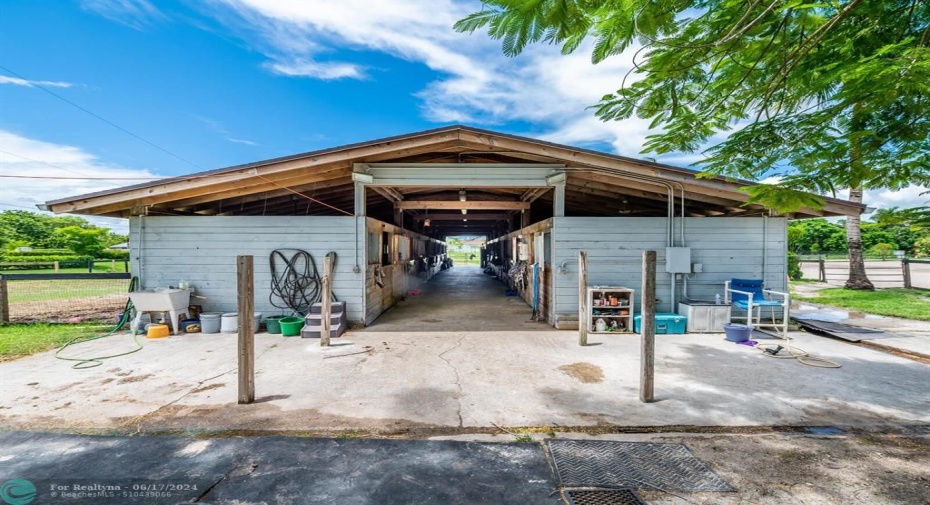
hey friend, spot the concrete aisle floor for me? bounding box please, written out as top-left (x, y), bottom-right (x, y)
top-left (366, 266), bottom-right (550, 332)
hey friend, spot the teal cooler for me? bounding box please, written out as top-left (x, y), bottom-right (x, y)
top-left (634, 313), bottom-right (687, 334)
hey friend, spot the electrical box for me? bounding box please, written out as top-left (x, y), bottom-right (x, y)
top-left (518, 243), bottom-right (529, 261)
top-left (665, 247), bottom-right (692, 273)
top-left (692, 263), bottom-right (703, 273)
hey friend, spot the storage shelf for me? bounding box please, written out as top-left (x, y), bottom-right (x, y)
top-left (587, 286), bottom-right (634, 334)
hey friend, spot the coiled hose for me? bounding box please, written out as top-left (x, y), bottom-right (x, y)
top-left (55, 277), bottom-right (142, 369)
top-left (269, 249), bottom-right (338, 316)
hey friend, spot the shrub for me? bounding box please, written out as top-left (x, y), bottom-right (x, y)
top-left (787, 252), bottom-right (803, 280)
top-left (914, 237), bottom-right (930, 258)
top-left (96, 249), bottom-right (130, 260)
top-left (0, 255), bottom-right (94, 269)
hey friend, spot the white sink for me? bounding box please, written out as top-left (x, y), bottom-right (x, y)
top-left (129, 289), bottom-right (191, 312)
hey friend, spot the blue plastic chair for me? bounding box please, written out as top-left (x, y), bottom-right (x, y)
top-left (724, 278), bottom-right (790, 335)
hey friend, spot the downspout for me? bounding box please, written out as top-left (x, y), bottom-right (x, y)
top-left (137, 214), bottom-right (145, 287)
top-left (762, 213), bottom-right (768, 283)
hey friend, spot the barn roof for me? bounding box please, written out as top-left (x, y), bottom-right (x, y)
top-left (44, 125), bottom-right (862, 227)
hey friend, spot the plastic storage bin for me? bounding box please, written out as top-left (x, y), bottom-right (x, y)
top-left (723, 323), bottom-right (752, 342)
top-left (634, 313), bottom-right (687, 334)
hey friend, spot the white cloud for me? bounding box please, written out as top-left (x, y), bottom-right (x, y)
top-left (226, 137), bottom-right (260, 146)
top-left (80, 0), bottom-right (166, 30)
top-left (0, 75), bottom-right (73, 88)
top-left (0, 130), bottom-right (164, 233)
top-left (265, 59), bottom-right (366, 80)
top-left (864, 186), bottom-right (929, 215)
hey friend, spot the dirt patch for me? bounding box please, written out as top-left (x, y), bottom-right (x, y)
top-left (191, 383), bottom-right (225, 394)
top-left (557, 362), bottom-right (605, 383)
top-left (117, 373), bottom-right (153, 384)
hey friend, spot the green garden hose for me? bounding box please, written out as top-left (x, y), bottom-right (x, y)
top-left (55, 277), bottom-right (143, 369)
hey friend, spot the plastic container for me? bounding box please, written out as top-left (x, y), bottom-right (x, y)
top-left (253, 312), bottom-right (263, 333)
top-left (634, 313), bottom-right (687, 334)
top-left (723, 323), bottom-right (752, 342)
top-left (221, 313), bottom-right (238, 333)
top-left (180, 318), bottom-right (201, 333)
top-left (146, 324), bottom-right (170, 339)
top-left (279, 316), bottom-right (304, 337)
top-left (265, 315), bottom-right (286, 334)
top-left (200, 312), bottom-right (222, 334)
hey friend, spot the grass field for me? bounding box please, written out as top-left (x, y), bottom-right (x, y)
top-left (448, 251), bottom-right (481, 266)
top-left (0, 323), bottom-right (105, 361)
top-left (795, 288), bottom-right (930, 321)
top-left (7, 278), bottom-right (130, 303)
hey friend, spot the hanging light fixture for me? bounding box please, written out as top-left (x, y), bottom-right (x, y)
top-left (460, 189), bottom-right (467, 215)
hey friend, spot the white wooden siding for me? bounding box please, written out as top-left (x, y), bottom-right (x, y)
top-left (129, 216), bottom-right (365, 322)
top-left (552, 217), bottom-right (787, 317)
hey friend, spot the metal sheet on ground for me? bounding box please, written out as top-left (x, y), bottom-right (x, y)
top-left (565, 488), bottom-right (649, 505)
top-left (792, 318), bottom-right (901, 342)
top-left (546, 440), bottom-right (733, 492)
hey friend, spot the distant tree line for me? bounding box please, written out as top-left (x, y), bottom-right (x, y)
top-left (0, 210), bottom-right (128, 258)
top-left (789, 207), bottom-right (930, 258)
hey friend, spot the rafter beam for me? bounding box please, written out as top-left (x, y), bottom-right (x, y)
top-left (397, 201), bottom-right (530, 210)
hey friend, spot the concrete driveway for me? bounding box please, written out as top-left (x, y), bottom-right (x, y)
top-left (2, 323), bottom-right (928, 434)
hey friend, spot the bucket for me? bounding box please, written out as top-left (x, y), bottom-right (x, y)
top-left (180, 318), bottom-right (201, 333)
top-left (723, 323), bottom-right (752, 342)
top-left (279, 316), bottom-right (304, 337)
top-left (253, 312), bottom-right (263, 333)
top-left (221, 313), bottom-right (238, 333)
top-left (265, 315), bottom-right (286, 334)
top-left (147, 324), bottom-right (170, 339)
top-left (200, 312), bottom-right (222, 334)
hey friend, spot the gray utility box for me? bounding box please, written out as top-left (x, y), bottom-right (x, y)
top-left (678, 302), bottom-right (731, 333)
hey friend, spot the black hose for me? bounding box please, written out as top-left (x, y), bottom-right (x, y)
top-left (269, 249), bottom-right (338, 316)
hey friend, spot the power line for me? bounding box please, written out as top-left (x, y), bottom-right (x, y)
top-left (0, 148), bottom-right (93, 177)
top-left (0, 174), bottom-right (167, 180)
top-left (0, 63), bottom-right (205, 171)
top-left (0, 202), bottom-right (40, 210)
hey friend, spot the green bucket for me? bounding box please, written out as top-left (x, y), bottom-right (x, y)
top-left (265, 315), bottom-right (286, 334)
top-left (279, 316), bottom-right (304, 337)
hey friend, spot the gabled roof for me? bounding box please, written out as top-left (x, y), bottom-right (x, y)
top-left (44, 125), bottom-right (862, 219)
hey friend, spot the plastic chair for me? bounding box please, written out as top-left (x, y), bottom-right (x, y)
top-left (724, 279), bottom-right (789, 336)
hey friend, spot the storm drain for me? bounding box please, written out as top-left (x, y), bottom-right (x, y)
top-left (546, 440), bottom-right (733, 492)
top-left (564, 488), bottom-right (648, 505)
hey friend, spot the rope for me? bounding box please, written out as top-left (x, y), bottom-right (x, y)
top-left (269, 249), bottom-right (338, 316)
top-left (755, 338), bottom-right (841, 368)
top-left (55, 277), bottom-right (143, 369)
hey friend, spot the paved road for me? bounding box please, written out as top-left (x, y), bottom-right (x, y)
top-left (0, 431), bottom-right (560, 505)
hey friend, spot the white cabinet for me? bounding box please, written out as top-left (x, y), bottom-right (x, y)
top-left (588, 287), bottom-right (634, 333)
top-left (678, 303), bottom-right (731, 333)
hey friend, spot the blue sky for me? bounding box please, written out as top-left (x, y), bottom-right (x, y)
top-left (0, 0), bottom-right (923, 232)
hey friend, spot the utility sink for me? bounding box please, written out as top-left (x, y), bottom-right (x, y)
top-left (129, 288), bottom-right (191, 335)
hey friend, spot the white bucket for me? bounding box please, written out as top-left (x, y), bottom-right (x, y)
top-left (221, 313), bottom-right (238, 333)
top-left (253, 312), bottom-right (263, 333)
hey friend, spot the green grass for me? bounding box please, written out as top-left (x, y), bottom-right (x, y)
top-left (8, 279), bottom-right (129, 303)
top-left (0, 323), bottom-right (105, 361)
top-left (447, 250), bottom-right (480, 266)
top-left (795, 288), bottom-right (930, 321)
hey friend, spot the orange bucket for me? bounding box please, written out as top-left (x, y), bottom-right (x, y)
top-left (146, 324), bottom-right (170, 339)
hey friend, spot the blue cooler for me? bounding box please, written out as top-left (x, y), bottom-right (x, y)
top-left (634, 313), bottom-right (687, 334)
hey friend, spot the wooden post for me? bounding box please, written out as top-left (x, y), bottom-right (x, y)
top-left (640, 250), bottom-right (657, 403)
top-left (237, 255), bottom-right (255, 404)
top-left (53, 261), bottom-right (59, 273)
top-left (578, 250), bottom-right (588, 346)
top-left (818, 256), bottom-right (826, 282)
top-left (321, 255), bottom-right (333, 347)
top-left (902, 258), bottom-right (911, 289)
top-left (0, 276), bottom-right (9, 324)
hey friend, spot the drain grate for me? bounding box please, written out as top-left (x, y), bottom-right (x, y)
top-left (565, 489), bottom-right (648, 505)
top-left (546, 440), bottom-right (732, 492)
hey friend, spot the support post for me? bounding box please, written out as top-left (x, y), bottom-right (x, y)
top-left (53, 261), bottom-right (59, 273)
top-left (354, 182), bottom-right (366, 217)
top-left (640, 250), bottom-right (657, 403)
top-left (818, 256), bottom-right (826, 282)
top-left (902, 258), bottom-right (911, 289)
top-left (237, 255), bottom-right (255, 404)
top-left (553, 183), bottom-right (566, 217)
top-left (321, 255), bottom-right (333, 347)
top-left (578, 250), bottom-right (588, 346)
top-left (0, 276), bottom-right (9, 324)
